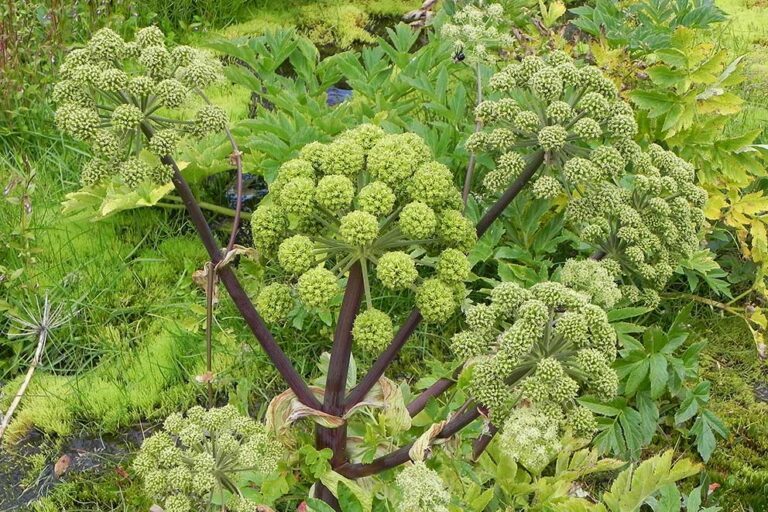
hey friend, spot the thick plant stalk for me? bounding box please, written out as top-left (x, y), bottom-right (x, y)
top-left (407, 375), bottom-right (457, 416)
top-left (472, 423), bottom-right (497, 461)
top-left (475, 150), bottom-right (545, 235)
top-left (347, 151), bottom-right (547, 409)
top-left (336, 406), bottom-right (481, 478)
top-left (140, 123), bottom-right (322, 410)
top-left (315, 262), bottom-right (364, 507)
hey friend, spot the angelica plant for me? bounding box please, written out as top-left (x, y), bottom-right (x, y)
top-left (53, 26), bottom-right (224, 189)
top-left (440, 2), bottom-right (514, 64)
top-left (252, 125), bottom-right (476, 350)
top-left (133, 405), bottom-right (283, 512)
top-left (468, 52), bottom-right (708, 300)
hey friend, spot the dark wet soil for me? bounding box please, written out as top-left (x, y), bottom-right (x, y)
top-left (0, 426), bottom-right (153, 511)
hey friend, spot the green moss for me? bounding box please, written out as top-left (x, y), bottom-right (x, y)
top-left (208, 0), bottom-right (417, 45)
top-left (695, 313), bottom-right (768, 509)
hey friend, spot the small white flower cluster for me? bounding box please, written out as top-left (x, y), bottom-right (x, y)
top-left (133, 405), bottom-right (282, 512)
top-left (440, 3), bottom-right (514, 63)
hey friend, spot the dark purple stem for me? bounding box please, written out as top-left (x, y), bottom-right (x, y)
top-left (475, 150), bottom-right (545, 236)
top-left (406, 375), bottom-right (457, 417)
top-left (472, 423), bottom-right (498, 461)
top-left (314, 262), bottom-right (364, 508)
top-left (336, 405), bottom-right (481, 478)
top-left (141, 123), bottom-right (321, 410)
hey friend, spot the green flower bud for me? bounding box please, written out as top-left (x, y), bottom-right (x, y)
top-left (339, 210), bottom-right (379, 246)
top-left (338, 123), bottom-right (385, 151)
top-left (567, 406), bottom-right (597, 438)
top-left (437, 209), bottom-right (477, 252)
top-left (278, 235), bottom-right (315, 275)
top-left (148, 129), bottom-right (180, 156)
top-left (139, 45), bottom-right (171, 78)
top-left (368, 133), bottom-right (431, 190)
top-left (532, 175), bottom-right (562, 199)
top-left (279, 176), bottom-right (315, 219)
top-left (256, 283), bottom-right (294, 324)
top-left (577, 92), bottom-right (610, 120)
top-left (436, 248), bottom-right (470, 283)
top-left (91, 129), bottom-right (122, 161)
top-left (317, 139), bottom-right (365, 178)
top-left (556, 62), bottom-right (579, 87)
top-left (55, 104), bottom-right (100, 140)
top-left (80, 159), bottom-right (111, 186)
top-left (148, 164), bottom-right (174, 184)
top-left (537, 125), bottom-right (568, 151)
top-left (451, 331), bottom-right (486, 360)
top-left (315, 174), bottom-right (355, 213)
top-left (590, 145), bottom-right (625, 178)
top-left (416, 278), bottom-right (457, 323)
top-left (111, 104), bottom-right (144, 132)
top-left (297, 267), bottom-right (339, 309)
top-left (192, 104), bottom-right (227, 137)
top-left (250, 204), bottom-right (287, 252)
top-left (513, 110), bottom-right (541, 133)
top-left (607, 114), bottom-right (638, 139)
top-left (357, 181), bottom-right (396, 217)
top-left (545, 100), bottom-right (573, 123)
top-left (155, 78), bottom-right (188, 108)
top-left (529, 67), bottom-right (563, 101)
top-left (135, 26), bottom-right (165, 48)
top-left (400, 202), bottom-right (437, 240)
top-left (171, 45), bottom-right (197, 67)
top-left (376, 251), bottom-right (418, 289)
top-left (119, 158), bottom-right (153, 188)
top-left (88, 28), bottom-right (126, 62)
top-left (571, 118), bottom-right (602, 140)
top-left (408, 162), bottom-right (455, 209)
top-left (127, 76), bottom-right (155, 97)
top-left (178, 60), bottom-right (221, 89)
top-left (97, 68), bottom-right (128, 93)
top-left (563, 157), bottom-right (599, 185)
top-left (555, 311), bottom-right (588, 345)
top-left (396, 461), bottom-right (451, 512)
top-left (352, 308), bottom-right (393, 352)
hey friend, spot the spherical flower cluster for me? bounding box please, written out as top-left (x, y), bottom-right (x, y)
top-left (53, 26), bottom-right (225, 190)
top-left (133, 405), bottom-right (282, 512)
top-left (367, 133), bottom-right (431, 191)
top-left (416, 278), bottom-right (458, 323)
top-left (499, 406), bottom-right (561, 474)
top-left (377, 251), bottom-right (418, 290)
top-left (357, 181), bottom-right (395, 217)
top-left (454, 280), bottom-right (618, 425)
top-left (297, 267), bottom-right (339, 310)
top-left (278, 235), bottom-right (315, 275)
top-left (400, 202), bottom-right (437, 240)
top-left (559, 259), bottom-right (621, 309)
top-left (395, 461), bottom-right (451, 512)
top-left (192, 105), bottom-right (228, 138)
top-left (352, 308), bottom-right (393, 352)
top-left (256, 283), bottom-right (294, 324)
top-left (316, 174), bottom-right (355, 213)
top-left (340, 210), bottom-right (380, 246)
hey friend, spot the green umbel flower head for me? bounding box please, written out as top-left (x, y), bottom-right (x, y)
top-left (352, 308), bottom-right (393, 352)
top-left (53, 26), bottom-right (225, 190)
top-left (469, 52), bottom-right (706, 292)
top-left (133, 405), bottom-right (282, 512)
top-left (255, 126), bottom-right (474, 325)
top-left (454, 280), bottom-right (618, 425)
